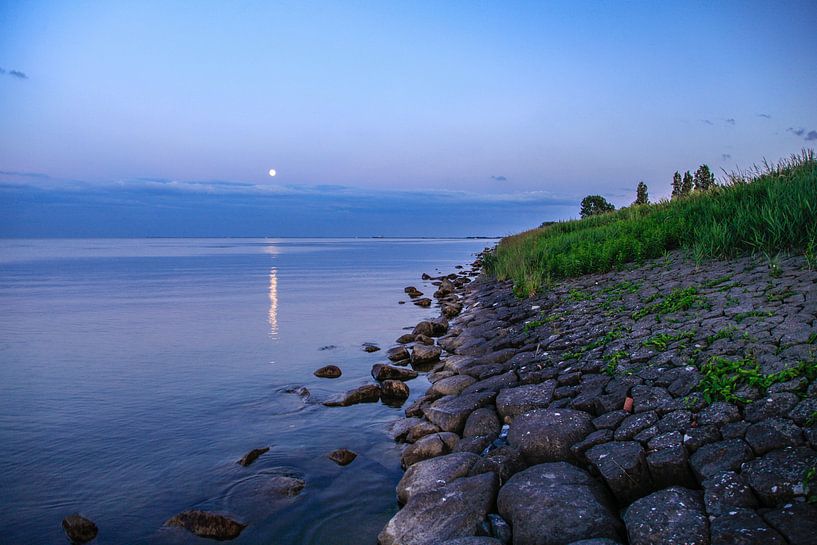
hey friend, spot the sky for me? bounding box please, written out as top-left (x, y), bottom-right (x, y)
top-left (1, 0), bottom-right (816, 237)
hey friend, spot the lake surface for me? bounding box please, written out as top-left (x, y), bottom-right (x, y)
top-left (0, 238), bottom-right (493, 545)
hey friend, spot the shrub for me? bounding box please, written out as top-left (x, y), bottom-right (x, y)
top-left (580, 195), bottom-right (616, 218)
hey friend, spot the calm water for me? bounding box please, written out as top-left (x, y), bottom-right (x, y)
top-left (0, 238), bottom-right (492, 545)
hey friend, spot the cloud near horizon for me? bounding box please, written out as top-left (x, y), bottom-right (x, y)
top-left (0, 67), bottom-right (28, 79)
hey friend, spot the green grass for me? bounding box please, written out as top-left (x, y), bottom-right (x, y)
top-left (698, 355), bottom-right (817, 403)
top-left (483, 150), bottom-right (817, 296)
top-left (642, 330), bottom-right (695, 351)
top-left (632, 286), bottom-right (710, 320)
top-left (733, 310), bottom-right (775, 323)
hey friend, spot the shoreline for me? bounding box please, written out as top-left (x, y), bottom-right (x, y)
top-left (379, 248), bottom-right (817, 544)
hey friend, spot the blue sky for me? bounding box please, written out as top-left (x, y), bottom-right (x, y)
top-left (1, 1), bottom-right (816, 237)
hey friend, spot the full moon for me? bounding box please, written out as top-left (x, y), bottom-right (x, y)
top-left (268, 168), bottom-right (277, 177)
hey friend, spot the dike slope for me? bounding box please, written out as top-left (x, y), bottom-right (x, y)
top-left (380, 249), bottom-right (817, 545)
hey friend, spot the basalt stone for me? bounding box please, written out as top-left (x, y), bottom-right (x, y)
top-left (413, 319), bottom-right (449, 338)
top-left (762, 502), bottom-right (817, 545)
top-left (313, 365), bottom-right (342, 378)
top-left (238, 447), bottom-right (270, 467)
top-left (372, 363), bottom-right (419, 381)
top-left (440, 538), bottom-right (503, 545)
top-left (496, 381), bottom-right (555, 419)
top-left (404, 393), bottom-right (438, 418)
top-left (487, 513), bottom-right (512, 545)
top-left (788, 398), bottom-right (817, 426)
top-left (586, 441), bottom-right (653, 504)
top-left (630, 385), bottom-right (679, 415)
top-left (623, 487), bottom-right (708, 545)
top-left (683, 424), bottom-right (722, 452)
top-left (593, 410), bottom-right (628, 430)
top-left (415, 334), bottom-right (435, 345)
top-left (614, 411), bottom-right (658, 441)
top-left (710, 509), bottom-right (786, 545)
top-left (571, 429), bottom-right (614, 462)
top-left (697, 402), bottom-right (741, 427)
top-left (328, 448), bottom-right (357, 466)
top-left (744, 393), bottom-right (799, 423)
top-left (648, 431), bottom-right (683, 451)
top-left (657, 410), bottom-right (692, 433)
top-left (463, 407), bottom-right (501, 438)
top-left (414, 298), bottom-right (433, 307)
top-left (424, 391), bottom-right (497, 434)
top-left (396, 333), bottom-right (416, 344)
top-left (387, 346), bottom-right (411, 362)
top-left (745, 417), bottom-right (803, 455)
top-left (554, 385), bottom-right (579, 399)
top-left (689, 439), bottom-right (754, 482)
top-left (456, 434), bottom-right (494, 454)
top-left (165, 511), bottom-right (246, 540)
top-left (565, 540), bottom-right (622, 545)
top-left (362, 342), bottom-right (381, 352)
top-left (62, 514), bottom-right (98, 544)
top-left (470, 445), bottom-right (526, 484)
top-left (633, 425), bottom-right (659, 444)
top-left (382, 379), bottom-right (410, 402)
top-left (702, 471), bottom-right (758, 517)
top-left (412, 344), bottom-right (442, 365)
top-left (389, 417), bottom-right (426, 442)
top-left (323, 384), bottom-right (381, 406)
top-left (497, 462), bottom-right (622, 545)
top-left (508, 408), bottom-right (595, 464)
top-left (379, 473), bottom-right (498, 545)
top-left (400, 432), bottom-right (460, 468)
top-left (431, 375), bottom-right (478, 396)
top-left (647, 446), bottom-right (696, 489)
top-left (461, 371), bottom-right (519, 395)
top-left (742, 446), bottom-right (817, 506)
top-left (397, 451), bottom-right (481, 504)
top-left (518, 365), bottom-right (560, 385)
top-left (721, 421), bottom-right (749, 439)
top-left (406, 420), bottom-right (442, 443)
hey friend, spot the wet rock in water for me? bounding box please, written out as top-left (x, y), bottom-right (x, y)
top-left (586, 441), bottom-right (653, 504)
top-left (389, 417), bottom-right (426, 442)
top-left (387, 345), bottom-right (411, 362)
top-left (405, 286), bottom-right (424, 298)
top-left (507, 408), bottom-right (594, 464)
top-left (761, 502), bottom-right (817, 545)
top-left (165, 510), bottom-right (246, 540)
top-left (497, 462), bottom-right (622, 545)
top-left (267, 474), bottom-right (305, 497)
top-left (328, 448), bottom-right (357, 466)
top-left (323, 384), bottom-right (381, 406)
top-left (379, 473), bottom-right (499, 545)
top-left (414, 334), bottom-right (435, 345)
top-left (414, 298), bottom-right (433, 307)
top-left (62, 514), bottom-right (98, 544)
top-left (237, 447), bottom-right (270, 467)
top-left (362, 342), bottom-right (381, 353)
top-left (284, 385), bottom-right (310, 399)
top-left (710, 508), bottom-right (786, 545)
top-left (623, 487), bottom-right (708, 545)
top-left (741, 446), bottom-right (817, 506)
top-left (412, 344), bottom-right (442, 365)
top-left (319, 344), bottom-right (337, 351)
top-left (382, 379), bottom-right (410, 401)
top-left (372, 363), bottom-right (419, 381)
top-left (401, 432), bottom-right (459, 468)
top-left (413, 319), bottom-right (449, 337)
top-left (689, 438), bottom-right (754, 482)
top-left (424, 391), bottom-right (497, 434)
top-left (396, 451), bottom-right (481, 504)
top-left (495, 381), bottom-right (555, 419)
top-left (313, 365), bottom-right (342, 378)
top-left (396, 333), bottom-right (416, 344)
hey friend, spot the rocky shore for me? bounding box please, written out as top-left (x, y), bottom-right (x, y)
top-left (380, 249), bottom-right (817, 545)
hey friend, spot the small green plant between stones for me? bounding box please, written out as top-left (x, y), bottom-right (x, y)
top-left (642, 330), bottom-right (695, 351)
top-left (603, 350), bottom-right (627, 376)
top-left (733, 310), bottom-right (775, 323)
top-left (632, 286), bottom-right (710, 321)
top-left (698, 356), bottom-right (817, 403)
top-left (565, 289), bottom-right (592, 303)
top-left (804, 466), bottom-right (817, 503)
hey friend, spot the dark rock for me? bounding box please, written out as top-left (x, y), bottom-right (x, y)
top-left (401, 432), bottom-right (459, 468)
top-left (313, 365), bottom-right (342, 378)
top-left (623, 487), bottom-right (708, 545)
top-left (487, 513), bottom-right (512, 545)
top-left (379, 473), bottom-right (498, 545)
top-left (440, 538), bottom-right (503, 545)
top-left (372, 363), bottom-right (418, 381)
top-left (412, 344), bottom-right (442, 365)
top-left (614, 411), bottom-right (658, 441)
top-left (742, 446), bottom-right (817, 506)
top-left (648, 431), bottom-right (683, 450)
top-left (328, 448), bottom-right (357, 466)
top-left (461, 371), bottom-right (519, 395)
top-left (414, 298), bottom-right (433, 307)
top-left (463, 407), bottom-right (501, 438)
top-left (697, 401), bottom-right (741, 427)
top-left (508, 408), bottom-right (595, 464)
top-left (265, 474), bottom-right (306, 497)
top-left (62, 514), bottom-right (98, 544)
top-left (745, 417), bottom-right (803, 455)
top-left (565, 540), bottom-right (622, 545)
top-left (689, 438), bottom-right (754, 482)
top-left (397, 451), bottom-right (481, 504)
top-left (571, 429), bottom-right (614, 461)
top-left (683, 424), bottom-right (722, 452)
top-left (382, 379), bottom-right (410, 401)
top-left (396, 333), bottom-right (416, 344)
top-left (762, 502), bottom-right (817, 545)
top-left (165, 510), bottom-right (246, 540)
top-left (789, 398), bottom-right (817, 426)
top-left (431, 375), bottom-right (478, 396)
top-left (721, 421), bottom-right (749, 439)
top-left (497, 462), bottom-right (622, 545)
top-left (323, 384), bottom-right (381, 406)
top-left (470, 446), bottom-right (526, 485)
top-left (415, 334), bottom-right (435, 345)
top-left (363, 342), bottom-right (381, 352)
top-left (647, 445), bottom-right (696, 489)
top-left (630, 385), bottom-right (679, 415)
top-left (495, 381), bottom-right (555, 418)
top-left (389, 417), bottom-right (425, 442)
top-left (710, 509), bottom-right (786, 545)
top-left (404, 393), bottom-right (438, 418)
top-left (424, 391), bottom-right (497, 434)
top-left (586, 441), bottom-right (653, 504)
top-left (413, 319), bottom-right (449, 337)
top-left (593, 410), bottom-right (628, 430)
top-left (406, 421), bottom-right (442, 443)
top-left (388, 346), bottom-right (411, 362)
top-left (744, 393), bottom-right (799, 423)
top-left (702, 471), bottom-right (758, 517)
top-left (237, 447), bottom-right (269, 467)
top-left (456, 434), bottom-right (494, 454)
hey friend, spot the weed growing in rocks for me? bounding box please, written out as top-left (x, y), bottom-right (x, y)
top-left (702, 275), bottom-right (732, 288)
top-left (565, 289), bottom-right (592, 303)
top-left (603, 350), bottom-right (627, 376)
top-left (563, 327), bottom-right (627, 360)
top-left (705, 326), bottom-right (737, 344)
top-left (642, 330), bottom-right (695, 351)
top-left (632, 286), bottom-right (710, 321)
top-left (733, 310), bottom-right (775, 323)
top-left (699, 355), bottom-right (817, 402)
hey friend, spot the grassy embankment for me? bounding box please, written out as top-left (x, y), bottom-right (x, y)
top-left (484, 150), bottom-right (817, 296)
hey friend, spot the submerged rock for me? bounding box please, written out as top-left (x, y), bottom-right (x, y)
top-left (62, 514), bottom-right (98, 544)
top-left (165, 510), bottom-right (246, 540)
top-left (323, 384), bottom-right (381, 407)
top-left (313, 365), bottom-right (342, 378)
top-left (237, 447), bottom-right (270, 467)
top-left (362, 342), bottom-right (381, 353)
top-left (328, 448), bottom-right (357, 466)
top-left (372, 363), bottom-right (418, 381)
top-left (382, 379), bottom-right (410, 401)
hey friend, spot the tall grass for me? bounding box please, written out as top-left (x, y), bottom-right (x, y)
top-left (484, 150), bottom-right (817, 296)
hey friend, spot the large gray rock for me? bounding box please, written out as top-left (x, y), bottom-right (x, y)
top-left (431, 375), bottom-right (478, 396)
top-left (710, 508), bottom-right (786, 545)
top-left (397, 452), bottom-right (481, 504)
top-left (689, 439), bottom-right (754, 482)
top-left (761, 502), bottom-right (817, 545)
top-left (744, 417), bottom-right (803, 455)
top-left (741, 446), bottom-right (817, 506)
top-left (463, 407), bottom-right (501, 438)
top-left (702, 471), bottom-right (758, 517)
top-left (401, 432), bottom-right (459, 468)
top-left (508, 408), bottom-right (594, 464)
top-left (424, 391), bottom-right (497, 434)
top-left (497, 462), bottom-right (621, 545)
top-left (623, 487), bottom-right (709, 545)
top-left (372, 363), bottom-right (418, 381)
top-left (323, 384), bottom-right (381, 406)
top-left (496, 381), bottom-right (555, 419)
top-left (379, 473), bottom-right (499, 545)
top-left (412, 344), bottom-right (442, 365)
top-left (586, 441), bottom-right (653, 504)
top-left (165, 510), bottom-right (246, 540)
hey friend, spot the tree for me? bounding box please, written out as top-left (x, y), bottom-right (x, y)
top-left (671, 171), bottom-right (683, 198)
top-left (580, 195), bottom-right (615, 218)
top-left (694, 164), bottom-right (716, 191)
top-left (681, 171), bottom-right (694, 195)
top-left (634, 181), bottom-right (649, 205)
